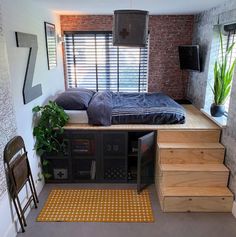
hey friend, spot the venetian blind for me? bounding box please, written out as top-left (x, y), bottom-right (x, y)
top-left (64, 31), bottom-right (148, 92)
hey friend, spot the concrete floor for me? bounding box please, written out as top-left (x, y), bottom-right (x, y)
top-left (17, 183), bottom-right (236, 237)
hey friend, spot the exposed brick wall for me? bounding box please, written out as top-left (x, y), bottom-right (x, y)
top-left (61, 15), bottom-right (193, 99)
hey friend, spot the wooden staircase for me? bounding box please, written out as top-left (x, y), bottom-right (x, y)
top-left (156, 129), bottom-right (233, 212)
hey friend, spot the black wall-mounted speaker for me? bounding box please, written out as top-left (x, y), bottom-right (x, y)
top-left (113, 10), bottom-right (149, 47)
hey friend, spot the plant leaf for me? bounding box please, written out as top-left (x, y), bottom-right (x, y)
top-left (213, 28), bottom-right (236, 105)
top-left (32, 101), bottom-right (69, 156)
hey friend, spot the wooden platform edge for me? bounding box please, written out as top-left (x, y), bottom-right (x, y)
top-left (63, 105), bottom-right (221, 131)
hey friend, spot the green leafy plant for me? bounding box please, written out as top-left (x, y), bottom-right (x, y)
top-left (212, 30), bottom-right (236, 105)
top-left (32, 101), bottom-right (69, 156)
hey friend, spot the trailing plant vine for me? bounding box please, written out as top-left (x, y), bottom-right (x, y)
top-left (32, 101), bottom-right (69, 179)
top-left (33, 101), bottom-right (69, 155)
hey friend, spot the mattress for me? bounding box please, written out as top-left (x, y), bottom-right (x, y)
top-left (65, 110), bottom-right (88, 124)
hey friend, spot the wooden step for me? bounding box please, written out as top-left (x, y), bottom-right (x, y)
top-left (162, 187), bottom-right (233, 196)
top-left (157, 130), bottom-right (221, 143)
top-left (159, 164), bottom-right (229, 187)
top-left (161, 164), bottom-right (229, 172)
top-left (158, 143), bottom-right (224, 149)
top-left (158, 143), bottom-right (225, 164)
top-left (159, 187), bottom-right (233, 212)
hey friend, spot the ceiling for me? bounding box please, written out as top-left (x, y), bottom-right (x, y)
top-left (33, 0), bottom-right (224, 15)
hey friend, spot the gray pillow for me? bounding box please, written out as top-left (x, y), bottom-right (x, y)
top-left (54, 89), bottom-right (95, 110)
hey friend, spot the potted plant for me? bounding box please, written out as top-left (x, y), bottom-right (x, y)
top-left (32, 101), bottom-right (69, 178)
top-left (211, 30), bottom-right (236, 117)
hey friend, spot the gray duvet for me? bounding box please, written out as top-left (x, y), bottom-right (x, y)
top-left (87, 92), bottom-right (186, 126)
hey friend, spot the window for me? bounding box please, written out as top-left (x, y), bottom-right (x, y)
top-left (221, 25), bottom-right (236, 113)
top-left (206, 24), bottom-right (236, 116)
top-left (64, 31), bottom-right (149, 92)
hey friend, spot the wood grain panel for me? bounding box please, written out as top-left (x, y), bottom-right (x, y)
top-left (157, 130), bottom-right (221, 143)
top-left (155, 148), bottom-right (225, 176)
top-left (163, 196), bottom-right (233, 212)
top-left (160, 171), bottom-right (229, 187)
top-left (159, 148), bottom-right (224, 164)
top-left (162, 187), bottom-right (233, 197)
top-left (161, 164), bottom-right (228, 172)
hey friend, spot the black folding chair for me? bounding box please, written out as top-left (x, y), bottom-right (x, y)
top-left (4, 136), bottom-right (39, 232)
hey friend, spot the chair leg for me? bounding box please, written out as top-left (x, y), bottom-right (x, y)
top-left (28, 180), bottom-right (38, 208)
top-left (12, 198), bottom-right (25, 233)
top-left (29, 173), bottom-right (39, 203)
top-left (15, 196), bottom-right (27, 227)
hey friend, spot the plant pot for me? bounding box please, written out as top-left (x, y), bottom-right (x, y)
top-left (210, 104), bottom-right (225, 117)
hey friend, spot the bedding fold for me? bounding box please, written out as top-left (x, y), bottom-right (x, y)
top-left (87, 91), bottom-right (113, 126)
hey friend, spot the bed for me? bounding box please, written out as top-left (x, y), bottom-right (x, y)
top-left (65, 110), bottom-right (89, 124)
top-left (54, 89), bottom-right (186, 126)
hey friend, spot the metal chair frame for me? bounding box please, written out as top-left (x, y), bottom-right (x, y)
top-left (4, 136), bottom-right (39, 233)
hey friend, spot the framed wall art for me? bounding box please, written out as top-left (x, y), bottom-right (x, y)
top-left (44, 22), bottom-right (57, 70)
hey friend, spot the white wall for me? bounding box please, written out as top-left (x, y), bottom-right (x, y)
top-left (0, 0), bottom-right (65, 236)
top-left (0, 1), bottom-right (17, 199)
top-left (0, 193), bottom-right (18, 237)
top-left (0, 3), bottom-right (18, 237)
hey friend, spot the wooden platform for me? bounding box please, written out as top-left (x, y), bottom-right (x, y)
top-left (63, 104), bottom-right (233, 212)
top-left (64, 105), bottom-right (219, 131)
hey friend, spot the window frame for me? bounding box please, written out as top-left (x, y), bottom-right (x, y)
top-left (205, 24), bottom-right (236, 119)
top-left (221, 26), bottom-right (236, 116)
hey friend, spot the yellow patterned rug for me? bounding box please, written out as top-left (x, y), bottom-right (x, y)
top-left (37, 189), bottom-right (154, 223)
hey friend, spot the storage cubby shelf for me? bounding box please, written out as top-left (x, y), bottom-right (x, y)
top-left (41, 130), bottom-right (155, 188)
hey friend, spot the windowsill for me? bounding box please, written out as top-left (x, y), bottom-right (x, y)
top-left (201, 108), bottom-right (227, 128)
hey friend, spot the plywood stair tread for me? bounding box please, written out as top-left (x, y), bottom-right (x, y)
top-left (162, 187), bottom-right (233, 197)
top-left (156, 124), bottom-right (233, 212)
top-left (161, 164), bottom-right (229, 172)
top-left (158, 143), bottom-right (224, 149)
